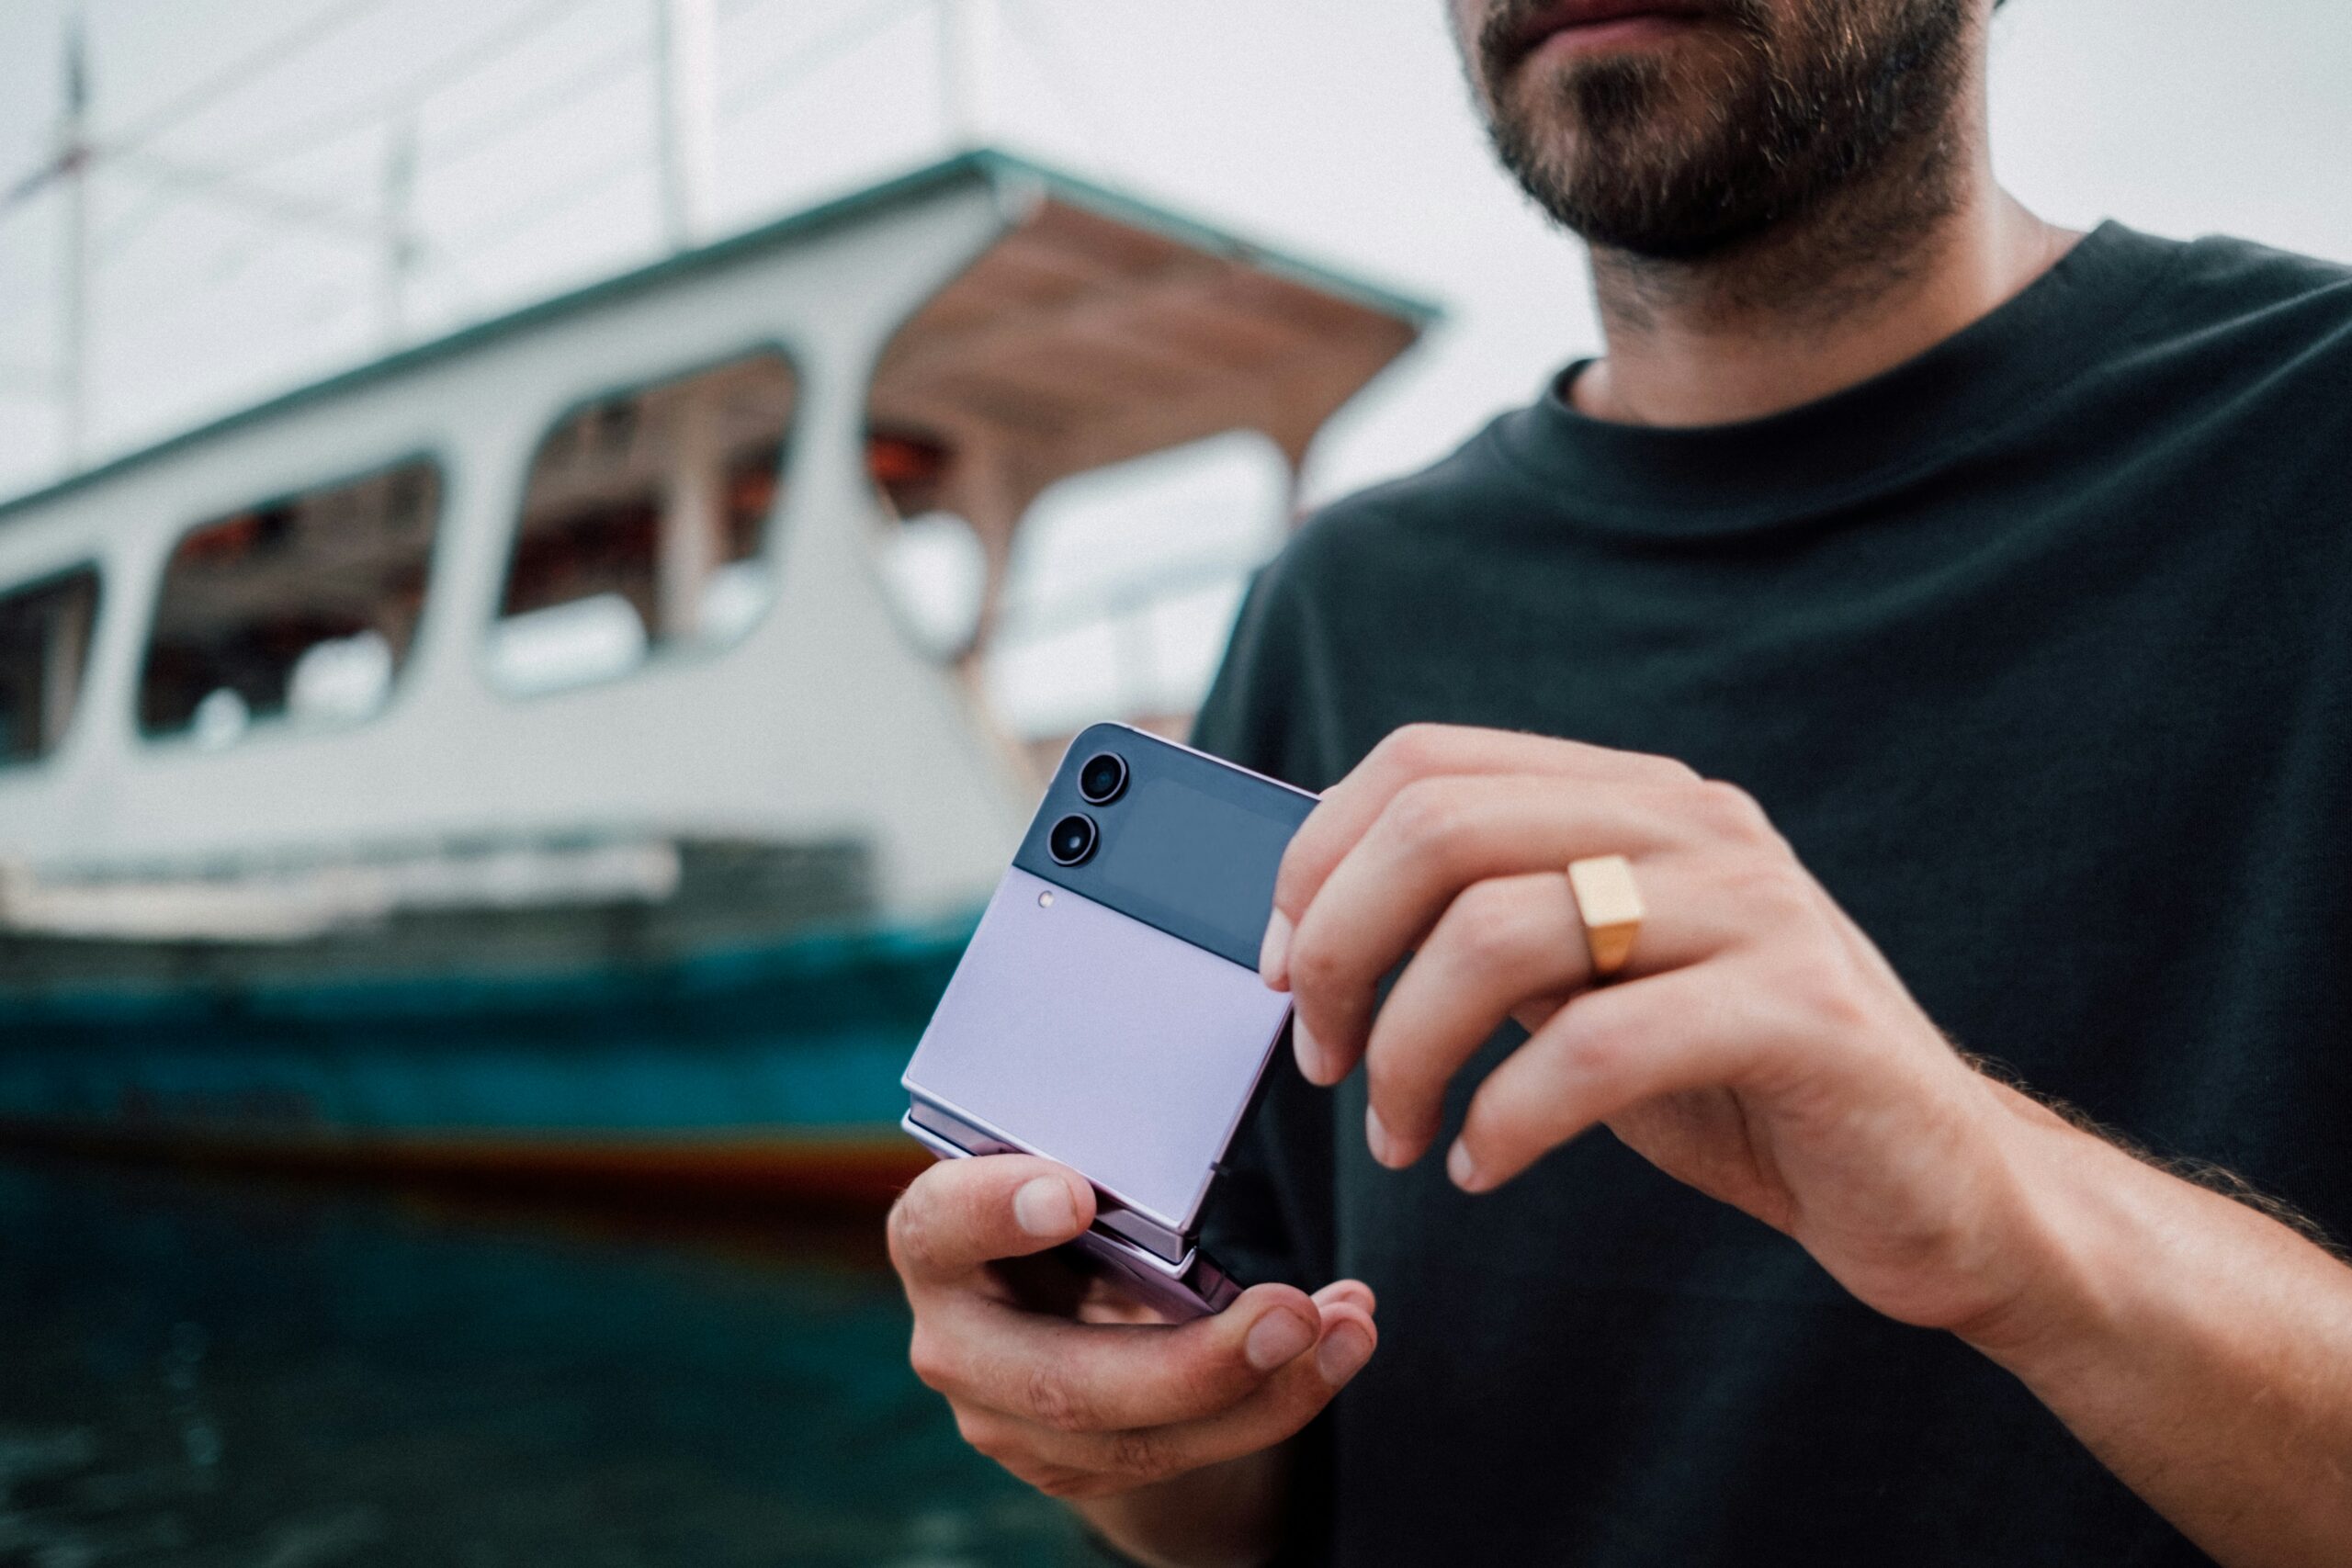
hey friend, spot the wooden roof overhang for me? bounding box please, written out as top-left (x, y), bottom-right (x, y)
top-left (862, 191), bottom-right (1429, 653)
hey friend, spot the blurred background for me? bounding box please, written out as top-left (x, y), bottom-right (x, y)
top-left (1, 2), bottom-right (2347, 1564)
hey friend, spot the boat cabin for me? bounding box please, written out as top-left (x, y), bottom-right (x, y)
top-left (0, 151), bottom-right (1430, 956)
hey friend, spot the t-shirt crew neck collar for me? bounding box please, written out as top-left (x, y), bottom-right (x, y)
top-left (1487, 220), bottom-right (2183, 531)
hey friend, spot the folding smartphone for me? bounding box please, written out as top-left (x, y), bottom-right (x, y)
top-left (900, 722), bottom-right (1317, 1320)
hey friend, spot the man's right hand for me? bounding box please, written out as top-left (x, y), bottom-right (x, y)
top-left (888, 1152), bottom-right (1377, 1506)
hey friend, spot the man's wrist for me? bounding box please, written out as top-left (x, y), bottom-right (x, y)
top-left (1934, 1077), bottom-right (2352, 1566)
top-left (1939, 1073), bottom-right (2302, 1410)
top-left (1943, 1081), bottom-right (2138, 1380)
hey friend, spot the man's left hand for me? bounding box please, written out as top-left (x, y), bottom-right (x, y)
top-left (1261, 722), bottom-right (2055, 1339)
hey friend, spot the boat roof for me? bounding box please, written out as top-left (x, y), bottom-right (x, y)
top-left (0, 149), bottom-right (1442, 525)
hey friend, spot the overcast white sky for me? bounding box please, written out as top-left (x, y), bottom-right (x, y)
top-left (3, 0), bottom-right (2350, 507)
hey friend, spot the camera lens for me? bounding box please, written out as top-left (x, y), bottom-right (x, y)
top-left (1047, 812), bottom-right (1098, 867)
top-left (1078, 751), bottom-right (1128, 806)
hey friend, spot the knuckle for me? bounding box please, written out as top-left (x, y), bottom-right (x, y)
top-left (906, 1325), bottom-right (956, 1393)
top-left (952, 1406), bottom-right (1011, 1461)
top-left (1035, 1468), bottom-right (1109, 1500)
top-left (1446, 880), bottom-right (1533, 972)
top-left (1726, 858), bottom-right (1815, 926)
top-left (885, 1190), bottom-right (936, 1277)
top-left (884, 1196), bottom-right (915, 1271)
top-left (1385, 778), bottom-right (1465, 859)
top-left (1023, 1360), bottom-right (1099, 1433)
top-left (1630, 750), bottom-right (1702, 786)
top-left (1374, 723), bottom-right (1451, 778)
top-left (1692, 779), bottom-right (1776, 845)
top-left (1770, 953), bottom-right (1869, 1033)
top-left (1271, 853), bottom-right (1312, 913)
top-left (1286, 926), bottom-right (1346, 995)
top-left (1558, 1009), bottom-right (1634, 1084)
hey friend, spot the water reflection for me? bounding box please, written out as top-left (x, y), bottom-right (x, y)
top-left (0, 1156), bottom-right (1086, 1567)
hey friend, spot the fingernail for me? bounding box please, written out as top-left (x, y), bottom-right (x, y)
top-left (1446, 1140), bottom-right (1486, 1193)
top-left (1014, 1177), bottom-right (1077, 1237)
top-left (1317, 1322), bottom-right (1374, 1385)
top-left (1259, 909), bottom-right (1293, 989)
top-left (1365, 1104), bottom-right (1398, 1168)
top-left (1244, 1308), bottom-right (1317, 1372)
top-left (1293, 1015), bottom-right (1329, 1085)
top-left (1313, 1280), bottom-right (1377, 1314)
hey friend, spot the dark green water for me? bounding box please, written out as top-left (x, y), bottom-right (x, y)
top-left (0, 1156), bottom-right (1090, 1567)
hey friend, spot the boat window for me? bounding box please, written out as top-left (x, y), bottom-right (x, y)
top-left (488, 350), bottom-right (797, 696)
top-left (0, 565), bottom-right (101, 769)
top-left (138, 460), bottom-right (441, 746)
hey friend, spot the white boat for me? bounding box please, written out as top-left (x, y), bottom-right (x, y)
top-left (0, 150), bottom-right (1430, 1198)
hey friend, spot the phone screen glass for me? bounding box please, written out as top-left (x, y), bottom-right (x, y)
top-left (1093, 776), bottom-right (1295, 954)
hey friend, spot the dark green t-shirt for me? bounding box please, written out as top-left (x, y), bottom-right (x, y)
top-left (1188, 222), bottom-right (2352, 1566)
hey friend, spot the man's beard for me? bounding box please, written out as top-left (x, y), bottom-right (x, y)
top-left (1476, 0), bottom-right (1973, 262)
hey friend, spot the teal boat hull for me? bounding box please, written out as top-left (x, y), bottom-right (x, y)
top-left (0, 916), bottom-right (972, 1202)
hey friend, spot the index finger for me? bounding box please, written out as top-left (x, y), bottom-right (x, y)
top-left (888, 1153), bottom-right (1095, 1288)
top-left (1265, 725), bottom-right (1694, 983)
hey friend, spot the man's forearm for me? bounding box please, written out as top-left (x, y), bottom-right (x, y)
top-left (1071, 1443), bottom-right (1290, 1568)
top-left (1964, 1085), bottom-right (2352, 1567)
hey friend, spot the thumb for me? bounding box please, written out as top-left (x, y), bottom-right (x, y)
top-left (888, 1153), bottom-right (1097, 1285)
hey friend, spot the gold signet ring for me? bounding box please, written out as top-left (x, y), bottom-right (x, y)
top-left (1566, 854), bottom-right (1645, 979)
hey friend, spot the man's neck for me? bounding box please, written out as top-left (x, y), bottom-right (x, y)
top-left (1569, 160), bottom-right (2078, 429)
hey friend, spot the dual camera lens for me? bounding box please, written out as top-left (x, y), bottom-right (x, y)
top-left (1047, 750), bottom-right (1129, 866)
top-left (1047, 813), bottom-right (1097, 866)
top-left (1078, 751), bottom-right (1127, 806)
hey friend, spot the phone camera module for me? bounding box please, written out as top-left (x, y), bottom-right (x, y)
top-left (1077, 751), bottom-right (1129, 806)
top-left (1047, 812), bottom-right (1099, 867)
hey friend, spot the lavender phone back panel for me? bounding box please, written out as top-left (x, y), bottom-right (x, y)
top-left (904, 865), bottom-right (1289, 1233)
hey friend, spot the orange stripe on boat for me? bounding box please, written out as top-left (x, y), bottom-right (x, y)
top-left (0, 1121), bottom-right (933, 1208)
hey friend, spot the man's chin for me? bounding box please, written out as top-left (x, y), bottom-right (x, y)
top-left (1480, 0), bottom-right (1973, 276)
top-left (1486, 52), bottom-right (1775, 255)
top-left (1497, 61), bottom-right (1718, 165)
top-left (1489, 130), bottom-right (1783, 260)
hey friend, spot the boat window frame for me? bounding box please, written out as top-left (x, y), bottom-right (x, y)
top-left (481, 340), bottom-right (805, 703)
top-left (0, 559), bottom-right (106, 778)
top-left (132, 449), bottom-right (450, 752)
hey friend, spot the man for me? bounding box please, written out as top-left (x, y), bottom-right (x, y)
top-left (888, 0), bottom-right (2352, 1562)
